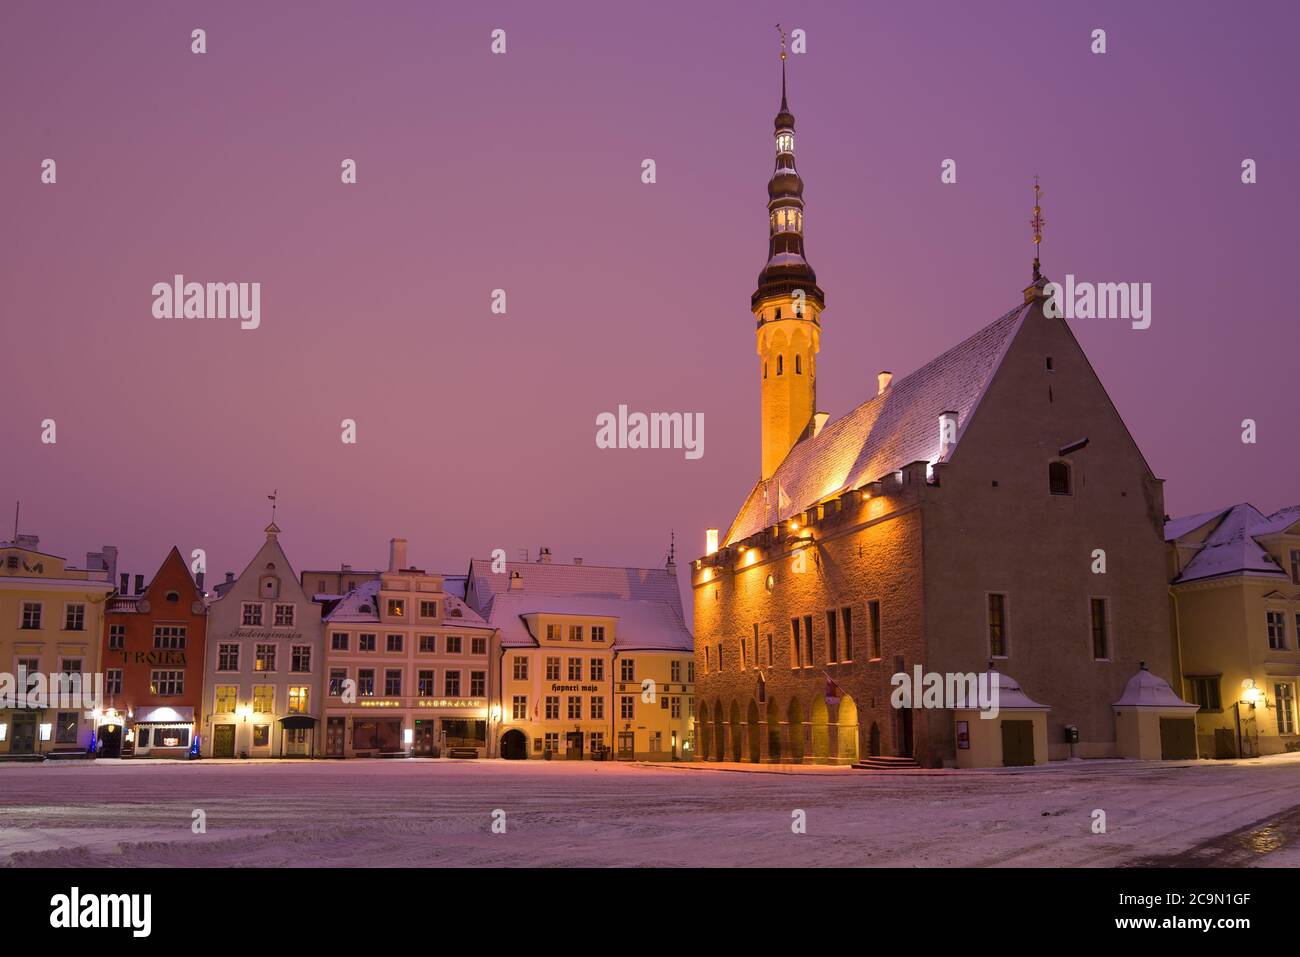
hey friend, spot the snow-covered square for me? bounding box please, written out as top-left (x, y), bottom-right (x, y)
top-left (4, 755), bottom-right (1300, 867)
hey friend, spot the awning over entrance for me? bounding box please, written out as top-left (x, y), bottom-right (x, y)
top-left (134, 706), bottom-right (195, 724)
top-left (278, 715), bottom-right (318, 730)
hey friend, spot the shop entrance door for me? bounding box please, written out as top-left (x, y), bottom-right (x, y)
top-left (325, 717), bottom-right (345, 756)
top-left (414, 721), bottom-right (438, 756)
top-left (10, 713), bottom-right (37, 754)
top-left (213, 723), bottom-right (236, 758)
top-left (565, 731), bottom-right (584, 759)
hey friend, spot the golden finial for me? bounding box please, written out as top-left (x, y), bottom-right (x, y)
top-left (776, 23), bottom-right (787, 60)
top-left (1031, 175), bottom-right (1045, 282)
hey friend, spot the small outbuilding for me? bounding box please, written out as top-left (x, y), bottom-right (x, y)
top-left (1113, 662), bottom-right (1200, 760)
top-left (953, 667), bottom-right (1051, 768)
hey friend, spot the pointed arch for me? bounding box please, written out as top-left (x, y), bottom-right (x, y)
top-left (787, 697), bottom-right (806, 764)
top-left (809, 693), bottom-right (830, 761)
top-left (766, 697), bottom-right (782, 763)
top-left (834, 694), bottom-right (859, 763)
top-left (728, 700), bottom-right (743, 762)
top-left (713, 698), bottom-right (726, 762)
top-left (746, 700), bottom-right (762, 763)
top-left (698, 701), bottom-right (711, 760)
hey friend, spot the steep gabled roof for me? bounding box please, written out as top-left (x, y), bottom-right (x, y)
top-left (725, 301), bottom-right (1029, 545)
top-left (1164, 508), bottom-right (1232, 543)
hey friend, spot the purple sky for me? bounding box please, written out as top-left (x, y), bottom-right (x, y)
top-left (3, 0), bottom-right (1297, 608)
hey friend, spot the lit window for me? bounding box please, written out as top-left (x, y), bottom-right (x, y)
top-left (288, 686), bottom-right (310, 714)
top-left (776, 132), bottom-right (794, 153)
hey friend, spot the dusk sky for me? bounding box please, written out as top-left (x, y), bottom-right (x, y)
top-left (3, 0), bottom-right (1297, 610)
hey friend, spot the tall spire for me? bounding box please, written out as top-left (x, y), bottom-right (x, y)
top-left (778, 23), bottom-right (788, 112)
top-left (1031, 175), bottom-right (1044, 282)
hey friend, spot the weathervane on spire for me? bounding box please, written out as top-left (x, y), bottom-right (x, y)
top-left (267, 489), bottom-right (278, 524)
top-left (1031, 175), bottom-right (1045, 282)
top-left (776, 23), bottom-right (787, 60)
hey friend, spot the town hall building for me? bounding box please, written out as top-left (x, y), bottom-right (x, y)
top-left (692, 52), bottom-right (1188, 768)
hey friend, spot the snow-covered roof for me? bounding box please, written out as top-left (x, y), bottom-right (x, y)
top-left (1163, 508), bottom-right (1230, 543)
top-left (485, 593), bottom-right (692, 651)
top-left (466, 558), bottom-right (683, 620)
top-left (1113, 667), bottom-right (1197, 709)
top-left (985, 669), bottom-right (1050, 711)
top-left (724, 302), bottom-right (1028, 545)
top-left (1167, 502), bottom-right (1298, 584)
top-left (323, 579), bottom-right (487, 627)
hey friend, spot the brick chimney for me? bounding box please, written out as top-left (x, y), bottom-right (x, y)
top-left (877, 371), bottom-right (893, 396)
top-left (389, 537), bottom-right (407, 573)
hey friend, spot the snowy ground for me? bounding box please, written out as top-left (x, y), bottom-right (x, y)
top-left (4, 754), bottom-right (1300, 867)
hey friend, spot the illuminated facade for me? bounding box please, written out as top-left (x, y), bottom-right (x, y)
top-left (320, 538), bottom-right (497, 757)
top-left (0, 535), bottom-right (114, 757)
top-left (99, 547), bottom-right (207, 757)
top-left (464, 552), bottom-right (694, 760)
top-left (1169, 503), bottom-right (1300, 757)
top-left (198, 523), bottom-right (324, 757)
top-left (693, 58), bottom-right (1182, 768)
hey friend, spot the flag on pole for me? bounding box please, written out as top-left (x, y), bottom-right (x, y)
top-left (822, 671), bottom-right (844, 706)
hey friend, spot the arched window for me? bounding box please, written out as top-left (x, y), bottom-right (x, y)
top-left (795, 354), bottom-right (802, 375)
top-left (1049, 461), bottom-right (1072, 496)
top-left (777, 355), bottom-right (784, 376)
top-left (776, 132), bottom-right (794, 154)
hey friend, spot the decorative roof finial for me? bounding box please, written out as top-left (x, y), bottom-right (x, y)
top-left (267, 488), bottom-right (278, 524)
top-left (776, 23), bottom-right (788, 108)
top-left (1031, 175), bottom-right (1045, 282)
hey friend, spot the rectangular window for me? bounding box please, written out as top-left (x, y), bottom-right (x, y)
top-left (842, 607), bottom-right (853, 662)
top-left (418, 635), bottom-right (435, 653)
top-left (471, 636), bottom-right (487, 655)
top-left (329, 668), bottom-right (347, 696)
top-left (56, 712), bottom-right (79, 744)
top-left (791, 618), bottom-right (802, 668)
top-left (384, 669), bottom-right (402, 696)
top-left (1267, 611), bottom-right (1287, 650)
top-left (512, 695), bottom-right (528, 720)
top-left (387, 599), bottom-right (405, 618)
top-left (753, 623), bottom-right (760, 667)
top-left (739, 639), bottom-right (748, 671)
top-left (568, 657), bottom-right (582, 681)
top-left (215, 685), bottom-right (237, 713)
top-left (386, 633), bottom-right (403, 653)
top-left (568, 696), bottom-right (582, 720)
top-left (620, 658), bottom-right (635, 682)
top-left (105, 668), bottom-right (123, 695)
top-left (568, 625), bottom-right (583, 642)
top-left (242, 602), bottom-right (262, 626)
top-left (688, 661), bottom-right (695, 682)
top-left (869, 601), bottom-right (882, 660)
top-left (546, 624), bottom-right (561, 641)
top-left (671, 696), bottom-right (682, 718)
top-left (445, 635), bottom-right (462, 654)
top-left (590, 658), bottom-right (604, 682)
top-left (1291, 549), bottom-right (1300, 586)
top-left (21, 602), bottom-right (42, 630)
top-left (803, 615), bottom-right (813, 667)
top-left (252, 685), bottom-right (274, 713)
top-left (591, 625), bottom-right (606, 643)
top-left (288, 686), bottom-right (309, 714)
top-left (1090, 598), bottom-right (1110, 660)
top-left (671, 660), bottom-right (681, 682)
top-left (544, 732), bottom-right (559, 752)
top-left (359, 633), bottom-right (376, 652)
top-left (444, 671), bottom-right (461, 696)
top-left (1276, 682), bottom-right (1296, 735)
top-left (255, 644), bottom-right (277, 672)
top-left (108, 624), bottom-right (126, 650)
top-left (1187, 676), bottom-right (1221, 712)
top-left (218, 643), bottom-right (240, 671)
top-left (418, 670), bottom-right (435, 696)
top-left (274, 604), bottom-right (295, 627)
top-left (151, 625), bottom-right (186, 649)
top-left (513, 656), bottom-right (529, 680)
top-left (988, 594), bottom-right (1008, 658)
top-left (331, 632), bottom-right (349, 651)
top-left (546, 656), bottom-right (561, 681)
top-left (291, 646), bottom-right (312, 673)
top-left (64, 603), bottom-right (86, 631)
top-left (826, 609), bottom-right (839, 663)
top-left (470, 671), bottom-right (486, 696)
top-left (590, 696), bottom-right (605, 720)
top-left (545, 696), bottom-right (559, 720)
top-left (150, 670), bottom-right (184, 696)
top-left (420, 600), bottom-right (438, 618)
top-left (620, 696), bottom-right (635, 720)
top-left (358, 669), bottom-right (375, 696)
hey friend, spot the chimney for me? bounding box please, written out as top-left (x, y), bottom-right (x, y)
top-left (389, 537), bottom-right (407, 573)
top-left (573, 558), bottom-right (583, 566)
top-left (812, 411), bottom-right (830, 438)
top-left (196, 570), bottom-right (206, 592)
top-left (537, 547), bottom-right (551, 564)
top-left (119, 573), bottom-right (129, 594)
top-left (705, 529), bottom-right (719, 556)
top-left (509, 570), bottom-right (523, 590)
top-left (938, 410), bottom-right (959, 459)
top-left (15, 534), bottom-right (38, 550)
top-left (877, 372), bottom-right (893, 396)
top-left (134, 574), bottom-right (145, 595)
top-left (225, 572), bottom-right (235, 584)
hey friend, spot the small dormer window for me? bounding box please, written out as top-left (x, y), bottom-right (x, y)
top-left (1049, 461), bottom-right (1072, 496)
